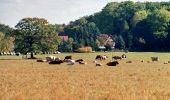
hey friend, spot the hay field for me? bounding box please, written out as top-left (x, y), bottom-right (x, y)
top-left (0, 52), bottom-right (170, 100)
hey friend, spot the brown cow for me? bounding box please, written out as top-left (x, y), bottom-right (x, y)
top-left (151, 57), bottom-right (159, 62)
top-left (107, 61), bottom-right (119, 66)
top-left (76, 59), bottom-right (84, 62)
top-left (95, 55), bottom-right (103, 60)
top-left (64, 56), bottom-right (72, 59)
top-left (49, 60), bottom-right (64, 64)
top-left (95, 55), bottom-right (108, 60)
top-left (112, 56), bottom-right (122, 60)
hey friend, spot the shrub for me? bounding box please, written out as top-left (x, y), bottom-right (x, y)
top-left (78, 47), bottom-right (92, 53)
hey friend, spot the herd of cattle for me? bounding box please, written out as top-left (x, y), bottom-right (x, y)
top-left (36, 54), bottom-right (170, 66)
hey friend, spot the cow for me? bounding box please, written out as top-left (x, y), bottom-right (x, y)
top-left (36, 59), bottom-right (46, 62)
top-left (164, 61), bottom-right (168, 64)
top-left (95, 55), bottom-right (108, 60)
top-left (102, 55), bottom-right (108, 60)
top-left (64, 56), bottom-right (72, 61)
top-left (79, 61), bottom-right (87, 64)
top-left (112, 56), bottom-right (122, 60)
top-left (67, 60), bottom-right (75, 65)
top-left (122, 54), bottom-right (126, 58)
top-left (126, 61), bottom-right (132, 63)
top-left (46, 56), bottom-right (56, 62)
top-left (107, 61), bottom-right (119, 66)
top-left (49, 60), bottom-right (64, 64)
top-left (96, 55), bottom-right (103, 60)
top-left (96, 63), bottom-right (102, 66)
top-left (75, 59), bottom-right (84, 62)
top-left (151, 56), bottom-right (159, 62)
top-left (93, 60), bottom-right (97, 63)
top-left (55, 57), bottom-right (61, 61)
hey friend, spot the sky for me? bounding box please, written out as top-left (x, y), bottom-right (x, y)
top-left (0, 0), bottom-right (169, 27)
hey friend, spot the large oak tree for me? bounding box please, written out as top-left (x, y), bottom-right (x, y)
top-left (15, 18), bottom-right (60, 58)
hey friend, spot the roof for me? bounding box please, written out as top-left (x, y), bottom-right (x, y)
top-left (59, 36), bottom-right (68, 42)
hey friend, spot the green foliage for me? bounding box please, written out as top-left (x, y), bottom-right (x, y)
top-left (3, 1), bottom-right (170, 51)
top-left (0, 23), bottom-right (13, 36)
top-left (0, 32), bottom-right (14, 52)
top-left (14, 17), bottom-right (60, 58)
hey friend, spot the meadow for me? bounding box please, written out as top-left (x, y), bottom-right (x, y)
top-left (0, 52), bottom-right (170, 100)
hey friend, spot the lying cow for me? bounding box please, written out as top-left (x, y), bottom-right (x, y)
top-left (107, 61), bottom-right (119, 66)
top-left (46, 56), bottom-right (56, 62)
top-left (112, 56), bottom-right (122, 60)
top-left (79, 61), bottom-right (87, 64)
top-left (36, 59), bottom-right (46, 62)
top-left (49, 60), bottom-right (64, 64)
top-left (67, 60), bottom-right (75, 65)
top-left (75, 59), bottom-right (84, 62)
top-left (96, 55), bottom-right (108, 60)
top-left (151, 56), bottom-right (159, 62)
top-left (96, 63), bottom-right (102, 66)
top-left (64, 56), bottom-right (72, 61)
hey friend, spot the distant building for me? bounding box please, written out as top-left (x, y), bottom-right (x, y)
top-left (59, 36), bottom-right (68, 44)
top-left (98, 35), bottom-right (115, 51)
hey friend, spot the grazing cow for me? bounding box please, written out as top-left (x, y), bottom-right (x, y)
top-left (49, 60), bottom-right (64, 64)
top-left (122, 54), bottom-right (126, 58)
top-left (64, 56), bottom-right (72, 61)
top-left (76, 59), bottom-right (84, 62)
top-left (151, 57), bottom-right (159, 62)
top-left (112, 56), bottom-right (122, 60)
top-left (107, 61), bottom-right (119, 66)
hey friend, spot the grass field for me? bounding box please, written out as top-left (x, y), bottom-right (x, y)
top-left (0, 52), bottom-right (170, 100)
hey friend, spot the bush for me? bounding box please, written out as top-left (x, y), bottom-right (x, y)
top-left (78, 47), bottom-right (92, 53)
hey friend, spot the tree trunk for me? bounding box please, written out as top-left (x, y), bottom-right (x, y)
top-left (30, 52), bottom-right (34, 59)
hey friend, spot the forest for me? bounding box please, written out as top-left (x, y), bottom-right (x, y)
top-left (1, 1), bottom-right (170, 55)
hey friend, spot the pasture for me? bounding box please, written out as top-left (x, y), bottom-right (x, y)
top-left (0, 52), bottom-right (170, 100)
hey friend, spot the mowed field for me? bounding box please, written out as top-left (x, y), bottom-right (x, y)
top-left (0, 52), bottom-right (170, 100)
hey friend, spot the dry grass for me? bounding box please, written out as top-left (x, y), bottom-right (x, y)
top-left (0, 52), bottom-right (170, 100)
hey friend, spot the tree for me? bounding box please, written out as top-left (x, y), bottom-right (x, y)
top-left (131, 10), bottom-right (148, 28)
top-left (58, 38), bottom-right (73, 52)
top-left (0, 32), bottom-right (14, 52)
top-left (115, 35), bottom-right (125, 50)
top-left (64, 17), bottom-right (100, 50)
top-left (0, 23), bottom-right (13, 36)
top-left (15, 18), bottom-right (60, 58)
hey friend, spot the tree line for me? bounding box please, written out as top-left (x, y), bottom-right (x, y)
top-left (1, 1), bottom-right (170, 58)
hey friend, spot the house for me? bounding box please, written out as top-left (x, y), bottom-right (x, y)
top-left (98, 35), bottom-right (115, 50)
top-left (59, 36), bottom-right (68, 44)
